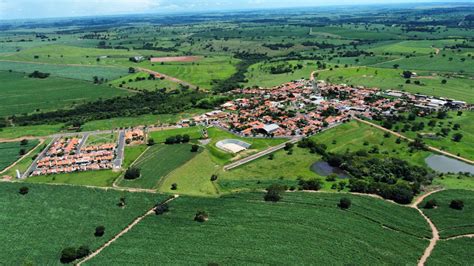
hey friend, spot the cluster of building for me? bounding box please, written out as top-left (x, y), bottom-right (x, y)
top-left (31, 137), bottom-right (116, 176)
top-left (186, 79), bottom-right (469, 138)
top-left (125, 129), bottom-right (145, 144)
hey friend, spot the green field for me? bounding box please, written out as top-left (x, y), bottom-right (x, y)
top-left (109, 72), bottom-right (180, 91)
top-left (0, 71), bottom-right (129, 116)
top-left (123, 145), bottom-right (147, 169)
top-left (427, 237), bottom-right (474, 265)
top-left (85, 133), bottom-right (117, 146)
top-left (118, 144), bottom-right (200, 189)
top-left (1, 139), bottom-right (48, 178)
top-left (86, 192), bottom-right (429, 265)
top-left (148, 126), bottom-right (204, 143)
top-left (245, 60), bottom-right (316, 87)
top-left (419, 189), bottom-right (474, 239)
top-left (0, 60), bottom-right (128, 81)
top-left (0, 139), bottom-right (39, 171)
top-left (26, 170), bottom-right (121, 187)
top-left (317, 67), bottom-right (474, 103)
top-left (0, 182), bottom-right (164, 265)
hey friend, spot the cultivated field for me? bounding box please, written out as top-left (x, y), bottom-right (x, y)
top-left (0, 139), bottom-right (39, 172)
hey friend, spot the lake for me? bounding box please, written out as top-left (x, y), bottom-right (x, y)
top-left (425, 155), bottom-right (474, 174)
top-left (310, 161), bottom-right (350, 178)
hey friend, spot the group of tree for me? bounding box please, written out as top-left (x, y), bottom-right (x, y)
top-left (262, 42), bottom-right (294, 50)
top-left (165, 134), bottom-right (191, 144)
top-left (60, 246), bottom-right (90, 264)
top-left (28, 71), bottom-right (50, 79)
top-left (124, 167), bottom-right (140, 180)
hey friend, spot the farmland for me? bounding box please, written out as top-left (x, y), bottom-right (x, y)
top-left (0, 71), bottom-right (129, 117)
top-left (26, 169), bottom-right (121, 187)
top-left (0, 139), bottom-right (39, 172)
top-left (86, 192), bottom-right (429, 265)
top-left (0, 182), bottom-right (164, 265)
top-left (427, 237), bottom-right (474, 265)
top-left (118, 144), bottom-right (200, 189)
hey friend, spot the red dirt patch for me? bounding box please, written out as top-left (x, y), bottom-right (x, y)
top-left (150, 56), bottom-right (201, 63)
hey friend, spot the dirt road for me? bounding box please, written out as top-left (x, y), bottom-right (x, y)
top-left (137, 67), bottom-right (197, 89)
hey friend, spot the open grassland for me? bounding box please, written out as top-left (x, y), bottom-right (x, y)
top-left (157, 150), bottom-right (219, 196)
top-left (432, 175), bottom-right (474, 190)
top-left (87, 192), bottom-right (429, 265)
top-left (317, 67), bottom-right (474, 103)
top-left (0, 182), bottom-right (164, 265)
top-left (119, 144), bottom-right (199, 189)
top-left (218, 121), bottom-right (431, 193)
top-left (419, 189), bottom-right (474, 238)
top-left (245, 60), bottom-right (316, 87)
top-left (149, 126), bottom-right (204, 143)
top-left (0, 60), bottom-right (128, 81)
top-left (0, 124), bottom-right (63, 139)
top-left (123, 145), bottom-right (147, 169)
top-left (427, 237), bottom-right (474, 265)
top-left (85, 133), bottom-right (117, 146)
top-left (109, 72), bottom-right (180, 91)
top-left (26, 170), bottom-right (121, 187)
top-left (0, 140), bottom-right (39, 171)
top-left (386, 111), bottom-right (474, 161)
top-left (144, 56), bottom-right (239, 89)
top-left (0, 71), bottom-right (129, 117)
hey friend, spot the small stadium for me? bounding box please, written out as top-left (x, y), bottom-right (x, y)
top-left (216, 139), bottom-right (251, 153)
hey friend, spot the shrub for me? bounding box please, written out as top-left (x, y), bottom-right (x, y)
top-left (155, 203), bottom-right (169, 215)
top-left (264, 184), bottom-right (285, 202)
top-left (194, 210), bottom-right (209, 222)
top-left (60, 247), bottom-right (77, 264)
top-left (450, 199), bottom-right (464, 210)
top-left (19, 186), bottom-right (29, 195)
top-left (94, 226), bottom-right (105, 237)
top-left (124, 167), bottom-right (140, 180)
top-left (338, 198), bottom-right (351, 209)
top-left (117, 197), bottom-right (126, 207)
top-left (147, 138), bottom-right (155, 146)
top-left (325, 174), bottom-right (337, 182)
top-left (20, 139), bottom-right (29, 145)
top-left (298, 178), bottom-right (323, 191)
top-left (423, 199), bottom-right (437, 209)
top-left (190, 144), bottom-right (199, 152)
top-left (210, 174), bottom-right (218, 181)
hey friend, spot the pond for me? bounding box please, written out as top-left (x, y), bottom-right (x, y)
top-left (425, 155), bottom-right (474, 174)
top-left (310, 161), bottom-right (350, 179)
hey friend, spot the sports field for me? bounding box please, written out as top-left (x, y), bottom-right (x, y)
top-left (0, 182), bottom-right (164, 265)
top-left (86, 192), bottom-right (430, 265)
top-left (0, 139), bottom-right (39, 171)
top-left (118, 144), bottom-right (200, 189)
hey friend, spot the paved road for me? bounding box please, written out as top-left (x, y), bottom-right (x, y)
top-left (114, 130), bottom-right (126, 169)
top-left (76, 133), bottom-right (89, 154)
top-left (22, 137), bottom-right (59, 178)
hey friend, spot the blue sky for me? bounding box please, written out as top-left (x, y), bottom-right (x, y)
top-left (0, 0), bottom-right (462, 20)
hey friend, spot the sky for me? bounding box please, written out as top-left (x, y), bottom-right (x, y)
top-left (0, 0), bottom-right (463, 20)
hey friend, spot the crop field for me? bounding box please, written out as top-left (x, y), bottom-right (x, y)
top-left (0, 71), bottom-right (129, 117)
top-left (86, 192), bottom-right (429, 265)
top-left (0, 60), bottom-right (128, 81)
top-left (123, 145), bottom-right (147, 169)
top-left (0, 139), bottom-right (39, 171)
top-left (1, 139), bottom-right (48, 178)
top-left (26, 170), bottom-right (122, 187)
top-left (317, 67), bottom-right (474, 103)
top-left (427, 237), bottom-right (474, 265)
top-left (0, 182), bottom-right (164, 265)
top-left (419, 189), bottom-right (474, 238)
top-left (118, 144), bottom-right (199, 189)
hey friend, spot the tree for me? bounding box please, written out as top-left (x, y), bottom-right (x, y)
top-left (94, 226), bottom-right (105, 237)
top-left (450, 200), bottom-right (464, 210)
top-left (155, 203), bottom-right (169, 215)
top-left (124, 167), bottom-right (140, 180)
top-left (19, 149), bottom-right (26, 156)
top-left (190, 144), bottom-right (199, 152)
top-left (194, 210), bottom-right (209, 222)
top-left (338, 198), bottom-right (351, 209)
top-left (268, 154), bottom-right (274, 160)
top-left (264, 184), bottom-right (285, 202)
top-left (171, 183), bottom-right (178, 190)
top-left (402, 70), bottom-right (413, 79)
top-left (210, 174), bottom-right (218, 181)
top-left (182, 134), bottom-right (190, 143)
top-left (423, 199), bottom-right (437, 209)
top-left (76, 245), bottom-right (90, 260)
top-left (20, 139), bottom-right (29, 146)
top-left (128, 67), bottom-right (136, 73)
top-left (19, 186), bottom-right (29, 195)
top-left (452, 133), bottom-right (463, 142)
top-left (284, 142), bottom-right (294, 151)
top-left (298, 178), bottom-right (323, 191)
top-left (147, 138), bottom-right (155, 146)
top-left (60, 247), bottom-right (77, 264)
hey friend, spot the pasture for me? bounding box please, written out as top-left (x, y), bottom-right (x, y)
top-left (109, 72), bottom-right (180, 91)
top-left (118, 144), bottom-right (199, 189)
top-left (26, 170), bottom-right (121, 187)
top-left (0, 139), bottom-right (39, 172)
top-left (0, 182), bottom-right (163, 265)
top-left (86, 192), bottom-right (429, 265)
top-left (0, 71), bottom-right (129, 117)
top-left (419, 189), bottom-right (474, 238)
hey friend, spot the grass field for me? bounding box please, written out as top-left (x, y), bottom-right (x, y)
top-left (385, 111), bottom-right (474, 161)
top-left (85, 133), bottom-right (117, 146)
top-left (419, 189), bottom-right (474, 238)
top-left (118, 144), bottom-right (200, 189)
top-left (0, 71), bottom-right (129, 116)
top-left (26, 170), bottom-right (121, 187)
top-left (0, 60), bottom-right (128, 81)
top-left (432, 174), bottom-right (474, 190)
top-left (109, 72), bottom-right (180, 91)
top-left (317, 67), bottom-right (474, 103)
top-left (427, 237), bottom-right (474, 265)
top-left (218, 121), bottom-right (432, 193)
top-left (1, 139), bottom-right (48, 178)
top-left (0, 124), bottom-right (63, 139)
top-left (148, 126), bottom-right (204, 143)
top-left (245, 60), bottom-right (316, 87)
top-left (86, 192), bottom-right (429, 265)
top-left (0, 139), bottom-right (39, 171)
top-left (123, 145), bottom-right (147, 169)
top-left (0, 182), bottom-right (164, 265)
